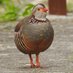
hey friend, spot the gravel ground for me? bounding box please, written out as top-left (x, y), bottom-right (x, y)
top-left (0, 14), bottom-right (73, 73)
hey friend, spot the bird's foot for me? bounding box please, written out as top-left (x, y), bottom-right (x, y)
top-left (35, 63), bottom-right (40, 68)
top-left (30, 64), bottom-right (35, 68)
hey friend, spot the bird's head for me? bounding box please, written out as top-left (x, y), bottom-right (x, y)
top-left (32, 3), bottom-right (48, 21)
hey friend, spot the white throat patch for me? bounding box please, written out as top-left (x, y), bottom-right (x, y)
top-left (34, 11), bottom-right (46, 21)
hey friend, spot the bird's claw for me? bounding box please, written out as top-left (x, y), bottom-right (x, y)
top-left (30, 64), bottom-right (35, 68)
top-left (35, 64), bottom-right (40, 68)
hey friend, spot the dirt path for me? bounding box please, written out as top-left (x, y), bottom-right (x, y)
top-left (0, 14), bottom-right (73, 73)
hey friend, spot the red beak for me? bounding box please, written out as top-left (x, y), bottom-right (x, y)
top-left (39, 8), bottom-right (48, 12)
top-left (43, 8), bottom-right (48, 12)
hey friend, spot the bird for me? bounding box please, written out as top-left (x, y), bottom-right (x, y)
top-left (14, 3), bottom-right (54, 68)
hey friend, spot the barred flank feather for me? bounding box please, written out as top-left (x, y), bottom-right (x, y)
top-left (14, 33), bottom-right (28, 54)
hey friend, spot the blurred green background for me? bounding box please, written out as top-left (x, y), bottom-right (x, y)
top-left (0, 0), bottom-right (73, 22)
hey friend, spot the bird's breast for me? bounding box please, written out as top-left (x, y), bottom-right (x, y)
top-left (21, 21), bottom-right (53, 42)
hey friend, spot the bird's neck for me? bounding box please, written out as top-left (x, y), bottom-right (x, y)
top-left (34, 11), bottom-right (46, 21)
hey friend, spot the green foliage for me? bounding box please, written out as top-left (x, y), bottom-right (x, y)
top-left (0, 0), bottom-right (34, 22)
top-left (4, 6), bottom-right (20, 21)
top-left (67, 2), bottom-right (73, 12)
top-left (0, 0), bottom-right (3, 4)
top-left (0, 0), bottom-right (20, 22)
top-left (23, 4), bottom-right (34, 16)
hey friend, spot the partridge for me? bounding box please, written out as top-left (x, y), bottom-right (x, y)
top-left (14, 3), bottom-right (54, 68)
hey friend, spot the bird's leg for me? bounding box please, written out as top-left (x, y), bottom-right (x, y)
top-left (35, 53), bottom-right (40, 68)
top-left (29, 54), bottom-right (35, 68)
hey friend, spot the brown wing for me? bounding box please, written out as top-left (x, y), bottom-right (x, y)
top-left (15, 20), bottom-right (23, 32)
top-left (15, 16), bottom-right (30, 32)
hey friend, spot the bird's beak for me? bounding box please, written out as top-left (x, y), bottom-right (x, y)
top-left (39, 8), bottom-right (48, 12)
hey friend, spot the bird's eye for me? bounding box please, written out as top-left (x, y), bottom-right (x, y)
top-left (38, 8), bottom-right (40, 10)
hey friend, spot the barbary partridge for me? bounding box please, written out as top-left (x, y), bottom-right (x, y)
top-left (14, 3), bottom-right (54, 68)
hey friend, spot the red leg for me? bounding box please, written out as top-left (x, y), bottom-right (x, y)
top-left (35, 54), bottom-right (40, 68)
top-left (29, 54), bottom-right (35, 68)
